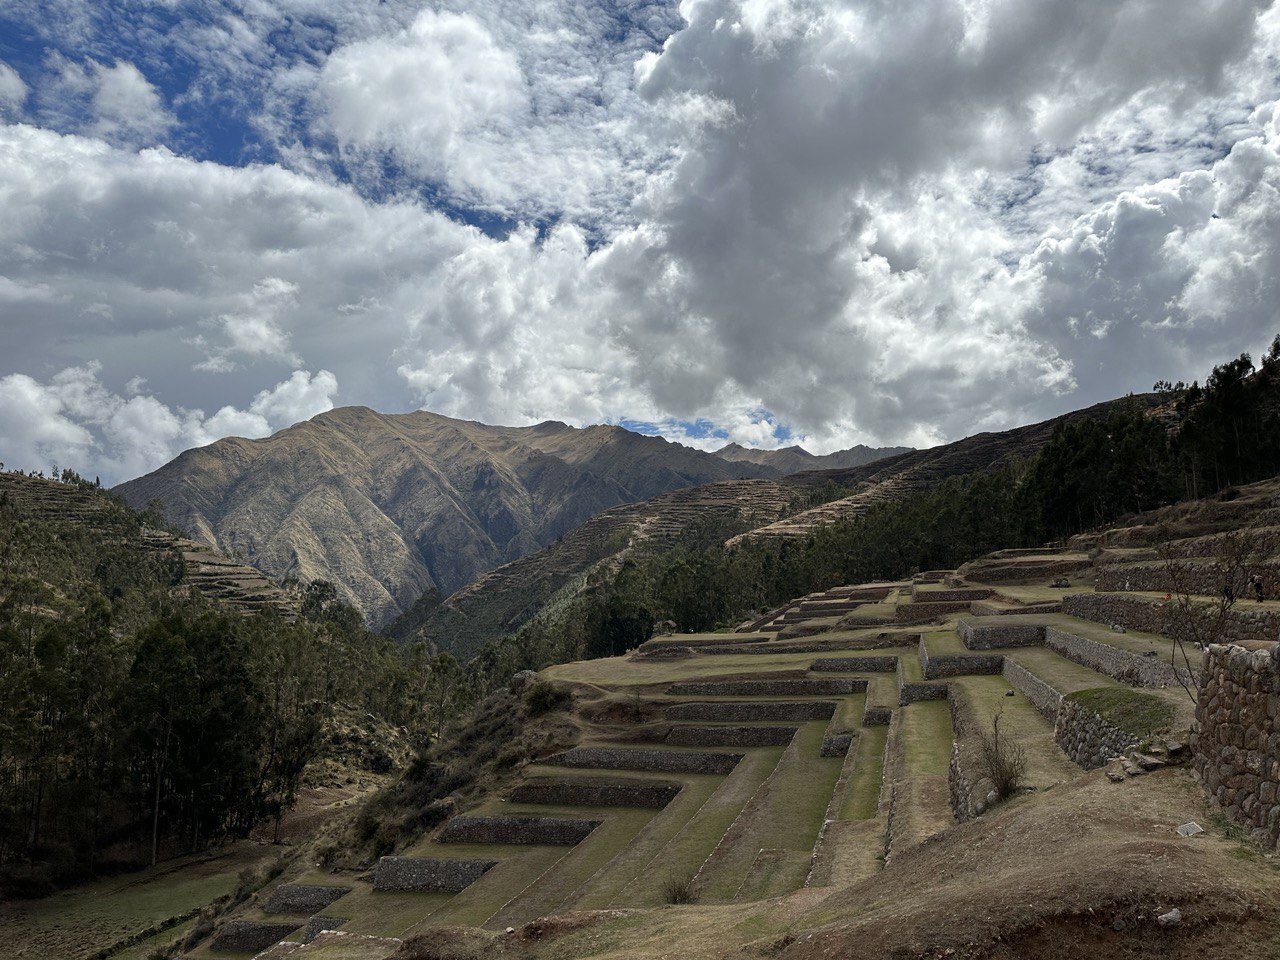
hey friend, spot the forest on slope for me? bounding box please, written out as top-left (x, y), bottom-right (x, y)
top-left (0, 477), bottom-right (435, 896)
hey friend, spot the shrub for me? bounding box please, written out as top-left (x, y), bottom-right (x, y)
top-left (662, 876), bottom-right (696, 904)
top-left (976, 710), bottom-right (1027, 802)
top-left (525, 680), bottom-right (571, 716)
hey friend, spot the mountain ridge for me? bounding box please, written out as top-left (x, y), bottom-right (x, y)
top-left (117, 406), bottom-right (907, 627)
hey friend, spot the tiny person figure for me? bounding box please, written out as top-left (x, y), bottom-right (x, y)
top-left (1223, 580), bottom-right (1235, 606)
top-left (1252, 574), bottom-right (1265, 603)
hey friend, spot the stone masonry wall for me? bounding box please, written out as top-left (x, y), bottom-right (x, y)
top-left (958, 620), bottom-right (1046, 650)
top-left (508, 778), bottom-right (681, 809)
top-left (1064, 593), bottom-right (1280, 649)
top-left (371, 857), bottom-right (497, 893)
top-left (665, 701), bottom-right (835, 722)
top-left (438, 815), bottom-right (599, 846)
top-left (666, 678), bottom-right (863, 696)
top-left (1053, 698), bottom-right (1140, 770)
top-left (1001, 658), bottom-right (1062, 722)
top-left (1193, 644), bottom-right (1280, 850)
top-left (212, 921), bottom-right (301, 953)
top-left (262, 884), bottom-right (351, 915)
top-left (809, 656), bottom-right (899, 672)
top-left (666, 725), bottom-right (798, 747)
top-left (1043, 625), bottom-right (1186, 689)
top-left (541, 747), bottom-right (743, 775)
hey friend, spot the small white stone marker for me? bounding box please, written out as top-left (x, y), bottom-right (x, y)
top-left (1176, 822), bottom-right (1204, 838)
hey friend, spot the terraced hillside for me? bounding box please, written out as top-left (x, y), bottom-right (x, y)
top-left (404, 395), bottom-right (1166, 656)
top-left (0, 472), bottom-right (297, 618)
top-left (155, 486), bottom-right (1280, 960)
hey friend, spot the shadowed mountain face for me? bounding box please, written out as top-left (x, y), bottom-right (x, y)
top-left (118, 408), bottom-right (906, 628)
top-left (714, 442), bottom-right (913, 475)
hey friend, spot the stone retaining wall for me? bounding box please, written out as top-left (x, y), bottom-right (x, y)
top-left (898, 680), bottom-right (949, 704)
top-left (665, 725), bottom-right (798, 747)
top-left (918, 636), bottom-right (1003, 680)
top-left (862, 706), bottom-right (893, 725)
top-left (438, 815), bottom-right (600, 846)
top-left (509, 778), bottom-right (681, 809)
top-left (820, 733), bottom-right (855, 757)
top-left (301, 916), bottom-right (347, 944)
top-left (1044, 625), bottom-right (1186, 688)
top-left (262, 884), bottom-right (351, 915)
top-left (666, 678), bottom-right (863, 696)
top-left (1192, 644), bottom-right (1280, 850)
top-left (1001, 659), bottom-right (1062, 721)
top-left (541, 746), bottom-right (743, 774)
top-left (371, 857), bottom-right (497, 892)
top-left (1063, 593), bottom-right (1280, 648)
top-left (1053, 698), bottom-right (1140, 769)
top-left (211, 920), bottom-right (300, 953)
top-left (957, 619), bottom-right (1046, 649)
top-left (665, 701), bottom-right (836, 721)
top-left (896, 600), bottom-right (974, 623)
top-left (809, 656), bottom-right (898, 673)
top-left (911, 587), bottom-right (992, 602)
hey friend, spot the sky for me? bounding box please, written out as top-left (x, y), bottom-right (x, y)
top-left (1, 0), bottom-right (1279, 485)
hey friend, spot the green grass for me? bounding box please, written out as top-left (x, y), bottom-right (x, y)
top-left (695, 722), bottom-right (843, 902)
top-left (950, 675), bottom-right (1079, 787)
top-left (568, 773), bottom-right (726, 910)
top-left (831, 692), bottom-right (867, 733)
top-left (613, 747), bottom-right (786, 907)
top-left (902, 701), bottom-right (954, 776)
top-left (0, 843), bottom-right (269, 960)
top-left (486, 806), bottom-right (657, 927)
top-left (1068, 687), bottom-right (1179, 738)
top-left (415, 847), bottom-right (570, 928)
top-left (838, 726), bottom-right (887, 821)
top-left (921, 630), bottom-right (967, 656)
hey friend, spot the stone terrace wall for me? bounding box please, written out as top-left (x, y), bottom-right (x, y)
top-left (911, 587), bottom-right (992, 603)
top-left (1001, 659), bottom-right (1062, 721)
top-left (509, 778), bottom-right (681, 809)
top-left (896, 600), bottom-right (974, 623)
top-left (958, 620), bottom-right (1046, 650)
top-left (665, 701), bottom-right (835, 721)
top-left (541, 747), bottom-right (743, 774)
top-left (666, 678), bottom-right (863, 696)
top-left (212, 920), bottom-right (300, 953)
top-left (820, 733), bottom-right (855, 757)
top-left (809, 656), bottom-right (899, 672)
top-left (372, 857), bottom-right (497, 893)
top-left (1193, 644), bottom-right (1280, 850)
top-left (899, 680), bottom-right (949, 704)
top-left (862, 706), bottom-right (893, 725)
top-left (300, 916), bottom-right (347, 944)
top-left (438, 815), bottom-right (599, 846)
top-left (1054, 698), bottom-right (1140, 770)
top-left (262, 884), bottom-right (351, 915)
top-left (666, 725), bottom-right (798, 747)
top-left (1064, 593), bottom-right (1280, 648)
top-left (918, 638), bottom-right (1004, 680)
top-left (1043, 625), bottom-right (1186, 688)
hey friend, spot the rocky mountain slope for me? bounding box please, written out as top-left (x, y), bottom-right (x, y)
top-left (405, 395), bottom-right (1161, 656)
top-left (116, 408), bottom-right (905, 628)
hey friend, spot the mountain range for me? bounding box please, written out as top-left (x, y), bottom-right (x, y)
top-left (116, 407), bottom-right (907, 627)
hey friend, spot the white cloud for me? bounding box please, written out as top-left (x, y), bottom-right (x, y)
top-left (0, 62), bottom-right (27, 119)
top-left (2, 0), bottom-right (1280, 484)
top-left (0, 363), bottom-right (338, 483)
top-left (41, 55), bottom-right (173, 144)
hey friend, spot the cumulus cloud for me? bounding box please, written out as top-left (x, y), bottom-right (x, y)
top-left (0, 364), bottom-right (338, 483)
top-left (40, 55), bottom-right (173, 144)
top-left (2, 0), bottom-right (1280, 481)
